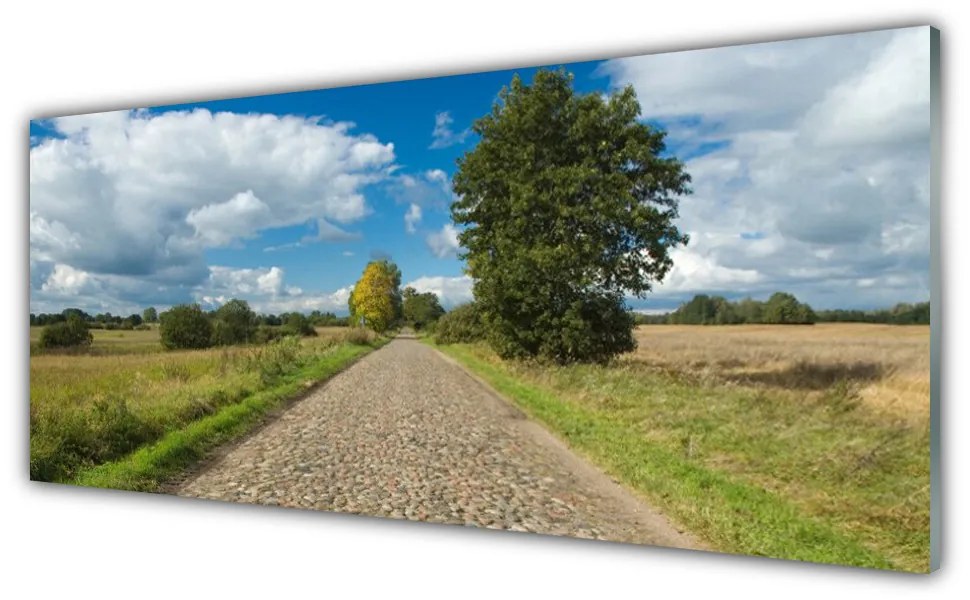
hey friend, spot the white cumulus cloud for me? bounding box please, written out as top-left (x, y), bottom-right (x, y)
top-left (29, 109), bottom-right (395, 296)
top-left (405, 275), bottom-right (474, 307)
top-left (603, 27), bottom-right (931, 310)
top-left (426, 224), bottom-right (461, 258)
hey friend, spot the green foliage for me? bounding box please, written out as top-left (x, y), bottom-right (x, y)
top-left (308, 310), bottom-right (343, 326)
top-left (433, 303), bottom-right (485, 344)
top-left (816, 302), bottom-right (930, 325)
top-left (647, 294), bottom-right (929, 326)
top-left (159, 304), bottom-right (213, 350)
top-left (39, 316), bottom-right (93, 349)
top-left (349, 259), bottom-right (402, 333)
top-left (452, 68), bottom-right (689, 363)
top-left (402, 286), bottom-right (445, 330)
top-left (211, 299), bottom-right (258, 345)
top-left (763, 292), bottom-right (817, 325)
top-left (142, 307), bottom-right (158, 323)
top-left (282, 312), bottom-right (317, 337)
top-left (254, 324), bottom-right (285, 344)
top-left (663, 293), bottom-right (816, 325)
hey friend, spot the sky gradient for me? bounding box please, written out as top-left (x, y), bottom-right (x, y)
top-left (29, 27), bottom-right (931, 317)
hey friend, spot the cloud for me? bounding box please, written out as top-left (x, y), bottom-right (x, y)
top-left (387, 169), bottom-right (455, 210)
top-left (186, 190), bottom-right (272, 247)
top-left (306, 218), bottom-right (361, 243)
top-left (41, 264), bottom-right (94, 295)
top-left (426, 224), bottom-right (460, 258)
top-left (198, 266), bottom-right (353, 314)
top-left (603, 27), bottom-right (931, 310)
top-left (655, 247), bottom-right (761, 293)
top-left (429, 111), bottom-right (470, 149)
top-left (205, 266), bottom-right (285, 297)
top-left (29, 108), bottom-right (395, 309)
top-left (404, 204), bottom-right (422, 233)
top-left (405, 275), bottom-right (474, 307)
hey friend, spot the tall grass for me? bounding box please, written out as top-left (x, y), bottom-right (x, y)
top-left (30, 333), bottom-right (375, 483)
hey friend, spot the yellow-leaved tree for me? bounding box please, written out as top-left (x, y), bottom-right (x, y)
top-left (349, 259), bottom-right (402, 333)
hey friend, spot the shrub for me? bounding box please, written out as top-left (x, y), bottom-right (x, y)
top-left (254, 325), bottom-right (285, 344)
top-left (159, 304), bottom-right (213, 350)
top-left (434, 303), bottom-right (484, 345)
top-left (245, 336), bottom-right (303, 385)
top-left (39, 316), bottom-right (93, 349)
top-left (282, 312), bottom-right (317, 337)
top-left (211, 299), bottom-right (257, 345)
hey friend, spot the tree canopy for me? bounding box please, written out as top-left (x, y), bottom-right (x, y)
top-left (159, 304), bottom-right (214, 349)
top-left (349, 259), bottom-right (402, 333)
top-left (451, 68), bottom-right (690, 363)
top-left (211, 299), bottom-right (258, 345)
top-left (663, 292), bottom-right (817, 325)
top-left (402, 286), bottom-right (445, 330)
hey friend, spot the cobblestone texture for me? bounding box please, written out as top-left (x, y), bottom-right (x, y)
top-left (175, 339), bottom-right (699, 549)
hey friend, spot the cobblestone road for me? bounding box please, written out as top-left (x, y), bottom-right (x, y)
top-left (175, 338), bottom-right (700, 549)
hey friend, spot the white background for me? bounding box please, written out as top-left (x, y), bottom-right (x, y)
top-left (2, 1), bottom-right (965, 598)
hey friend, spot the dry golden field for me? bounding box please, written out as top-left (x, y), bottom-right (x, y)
top-left (631, 323), bottom-right (930, 422)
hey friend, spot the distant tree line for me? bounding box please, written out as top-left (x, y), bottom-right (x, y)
top-left (153, 300), bottom-right (344, 350)
top-left (814, 302), bottom-right (930, 325)
top-left (30, 302), bottom-right (355, 350)
top-left (634, 293), bottom-right (930, 326)
top-left (31, 308), bottom-right (152, 330)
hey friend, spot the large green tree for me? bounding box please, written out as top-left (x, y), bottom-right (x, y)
top-left (452, 69), bottom-right (690, 363)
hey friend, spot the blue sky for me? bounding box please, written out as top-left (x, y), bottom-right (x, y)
top-left (29, 27), bottom-right (931, 316)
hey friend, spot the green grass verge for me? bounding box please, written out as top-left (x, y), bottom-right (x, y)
top-left (72, 340), bottom-right (386, 492)
top-left (430, 341), bottom-right (906, 572)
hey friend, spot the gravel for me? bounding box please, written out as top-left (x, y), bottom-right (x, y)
top-left (175, 339), bottom-right (699, 550)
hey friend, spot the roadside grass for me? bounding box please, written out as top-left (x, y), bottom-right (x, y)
top-left (31, 331), bottom-right (384, 485)
top-left (74, 338), bottom-right (385, 491)
top-left (430, 338), bottom-right (929, 573)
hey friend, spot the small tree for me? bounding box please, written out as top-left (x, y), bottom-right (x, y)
top-left (39, 315), bottom-right (93, 349)
top-left (159, 304), bottom-right (213, 349)
top-left (143, 307), bottom-right (158, 323)
top-left (282, 312), bottom-right (317, 337)
top-left (434, 303), bottom-right (484, 344)
top-left (452, 68), bottom-right (690, 363)
top-left (211, 299), bottom-right (257, 345)
top-left (349, 260), bottom-right (402, 333)
top-left (402, 286), bottom-right (445, 330)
